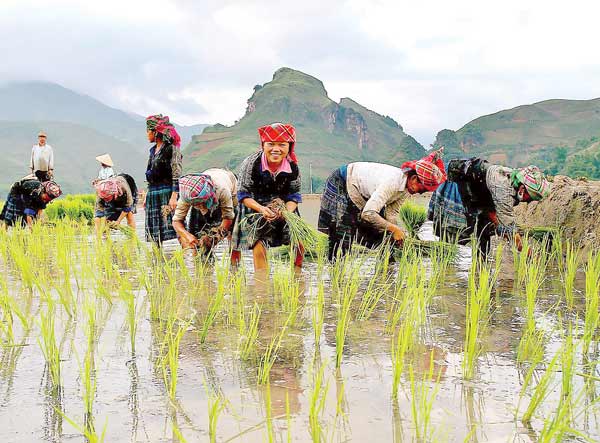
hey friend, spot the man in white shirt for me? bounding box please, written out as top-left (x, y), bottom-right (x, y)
top-left (30, 130), bottom-right (54, 182)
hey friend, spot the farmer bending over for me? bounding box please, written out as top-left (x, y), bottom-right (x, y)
top-left (318, 149), bottom-right (446, 260)
top-left (172, 169), bottom-right (237, 256)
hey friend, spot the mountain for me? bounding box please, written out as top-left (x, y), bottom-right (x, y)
top-left (433, 98), bottom-right (600, 175)
top-left (183, 68), bottom-right (425, 191)
top-left (0, 121), bottom-right (147, 194)
top-left (0, 82), bottom-right (209, 149)
top-left (0, 82), bottom-right (209, 193)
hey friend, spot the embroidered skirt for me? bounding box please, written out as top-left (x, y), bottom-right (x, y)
top-left (0, 194), bottom-right (27, 227)
top-left (145, 184), bottom-right (177, 243)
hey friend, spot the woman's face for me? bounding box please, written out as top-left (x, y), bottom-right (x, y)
top-left (147, 129), bottom-right (156, 143)
top-left (517, 184), bottom-right (532, 202)
top-left (262, 142), bottom-right (290, 165)
top-left (406, 175), bottom-right (427, 195)
top-left (40, 193), bottom-right (52, 203)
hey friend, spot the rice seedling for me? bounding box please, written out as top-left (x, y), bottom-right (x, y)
top-left (462, 257), bottom-right (494, 380)
top-left (81, 348), bottom-right (97, 428)
top-left (59, 410), bottom-right (107, 443)
top-left (308, 362), bottom-right (329, 443)
top-left (562, 241), bottom-right (581, 309)
top-left (258, 312), bottom-right (292, 385)
top-left (37, 300), bottom-right (61, 392)
top-left (264, 382), bottom-right (274, 443)
top-left (513, 235), bottom-right (531, 287)
top-left (335, 256), bottom-right (362, 367)
top-left (199, 282), bottom-right (226, 345)
top-left (357, 244), bottom-right (392, 321)
top-left (583, 251), bottom-right (600, 353)
top-left (391, 318), bottom-right (414, 400)
top-left (239, 205), bottom-right (321, 254)
top-left (206, 385), bottom-right (226, 443)
top-left (398, 201), bottom-right (427, 238)
top-left (238, 302), bottom-right (261, 361)
top-left (409, 352), bottom-right (441, 442)
top-left (162, 320), bottom-right (187, 401)
top-left (521, 352), bottom-right (559, 424)
top-left (273, 263), bottom-right (301, 323)
top-left (312, 279), bottom-right (325, 348)
top-left (559, 323), bottom-right (576, 424)
top-left (117, 275), bottom-right (138, 354)
top-left (285, 390), bottom-right (292, 443)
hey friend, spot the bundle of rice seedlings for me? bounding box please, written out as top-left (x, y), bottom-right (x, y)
top-left (397, 237), bottom-right (458, 259)
top-left (398, 201), bottom-right (427, 237)
top-left (239, 199), bottom-right (321, 252)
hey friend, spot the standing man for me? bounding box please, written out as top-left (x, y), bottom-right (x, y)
top-left (30, 130), bottom-right (54, 182)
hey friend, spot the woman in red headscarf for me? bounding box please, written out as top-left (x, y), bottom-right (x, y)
top-left (318, 148), bottom-right (446, 260)
top-left (144, 114), bottom-right (182, 245)
top-left (230, 123), bottom-right (303, 270)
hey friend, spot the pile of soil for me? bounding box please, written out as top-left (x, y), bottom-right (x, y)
top-left (514, 175), bottom-right (600, 255)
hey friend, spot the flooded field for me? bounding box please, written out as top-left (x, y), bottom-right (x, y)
top-left (0, 202), bottom-right (599, 442)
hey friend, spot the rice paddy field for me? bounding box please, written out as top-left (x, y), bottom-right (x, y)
top-left (0, 200), bottom-right (599, 442)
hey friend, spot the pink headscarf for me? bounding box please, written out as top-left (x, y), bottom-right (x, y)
top-left (95, 178), bottom-right (123, 201)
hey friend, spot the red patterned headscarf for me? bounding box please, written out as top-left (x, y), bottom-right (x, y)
top-left (42, 181), bottom-right (62, 199)
top-left (401, 149), bottom-right (447, 192)
top-left (258, 123), bottom-right (297, 163)
top-left (146, 114), bottom-right (181, 148)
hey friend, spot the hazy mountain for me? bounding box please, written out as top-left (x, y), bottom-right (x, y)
top-left (184, 68), bottom-right (425, 191)
top-left (0, 82), bottom-right (208, 193)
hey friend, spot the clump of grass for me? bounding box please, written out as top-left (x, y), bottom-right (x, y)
top-left (398, 201), bottom-right (427, 237)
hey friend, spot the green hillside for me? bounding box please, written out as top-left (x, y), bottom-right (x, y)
top-left (184, 68), bottom-right (425, 191)
top-left (0, 121), bottom-right (146, 194)
top-left (433, 98), bottom-right (600, 175)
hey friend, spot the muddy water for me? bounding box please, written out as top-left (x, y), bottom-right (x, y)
top-left (0, 200), bottom-right (598, 442)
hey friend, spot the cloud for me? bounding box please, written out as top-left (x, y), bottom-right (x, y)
top-left (1, 0), bottom-right (600, 146)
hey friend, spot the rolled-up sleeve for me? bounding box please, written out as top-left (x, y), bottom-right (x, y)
top-left (172, 200), bottom-right (191, 223)
top-left (361, 179), bottom-right (399, 231)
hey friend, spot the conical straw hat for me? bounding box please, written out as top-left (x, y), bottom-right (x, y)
top-left (95, 154), bottom-right (114, 167)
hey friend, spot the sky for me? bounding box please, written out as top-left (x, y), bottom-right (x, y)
top-left (2, 0), bottom-right (600, 146)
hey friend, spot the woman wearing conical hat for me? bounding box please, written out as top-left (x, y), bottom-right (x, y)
top-left (95, 154), bottom-right (116, 181)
